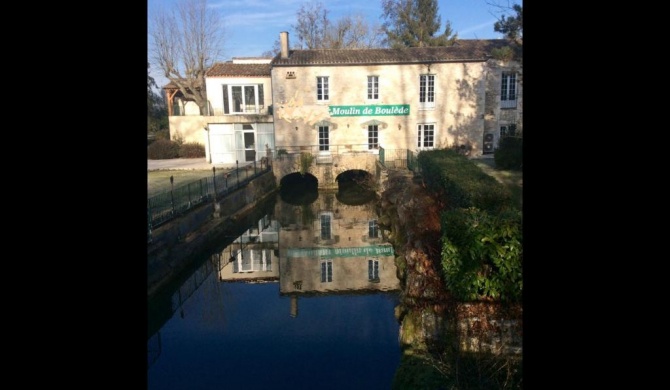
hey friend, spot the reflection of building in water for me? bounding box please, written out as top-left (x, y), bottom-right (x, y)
top-left (278, 191), bottom-right (400, 295)
top-left (215, 214), bottom-right (280, 282)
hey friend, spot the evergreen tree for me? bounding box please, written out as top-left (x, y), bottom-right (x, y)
top-left (381, 0), bottom-right (457, 48)
top-left (493, 3), bottom-right (522, 44)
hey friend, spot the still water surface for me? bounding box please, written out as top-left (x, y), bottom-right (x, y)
top-left (148, 177), bottom-right (402, 389)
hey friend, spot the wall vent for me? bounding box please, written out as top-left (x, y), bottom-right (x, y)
top-left (286, 71), bottom-right (296, 79)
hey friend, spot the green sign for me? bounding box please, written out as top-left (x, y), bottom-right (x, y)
top-left (329, 104), bottom-right (410, 117)
top-left (287, 245), bottom-right (395, 258)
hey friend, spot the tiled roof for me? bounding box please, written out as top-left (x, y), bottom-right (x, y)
top-left (271, 39), bottom-right (510, 66)
top-left (206, 63), bottom-right (272, 77)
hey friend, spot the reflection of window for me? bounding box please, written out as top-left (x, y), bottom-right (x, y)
top-left (319, 126), bottom-right (329, 151)
top-left (317, 76), bottom-right (329, 102)
top-left (222, 84), bottom-right (264, 114)
top-left (368, 259), bottom-right (379, 281)
top-left (419, 74), bottom-right (435, 109)
top-left (367, 76), bottom-right (379, 100)
top-left (321, 259), bottom-right (333, 282)
top-left (261, 215), bottom-right (270, 229)
top-left (320, 213), bottom-right (332, 239)
top-left (232, 249), bottom-right (273, 273)
top-left (368, 220), bottom-right (379, 238)
top-left (368, 125), bottom-right (378, 149)
top-left (417, 124), bottom-right (435, 150)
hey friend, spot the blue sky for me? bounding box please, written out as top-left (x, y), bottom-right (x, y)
top-left (148, 0), bottom-right (520, 88)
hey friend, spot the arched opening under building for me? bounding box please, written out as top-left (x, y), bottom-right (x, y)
top-left (279, 172), bottom-right (319, 205)
top-left (336, 169), bottom-right (376, 205)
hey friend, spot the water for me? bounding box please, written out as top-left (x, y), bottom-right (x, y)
top-left (148, 174), bottom-right (402, 390)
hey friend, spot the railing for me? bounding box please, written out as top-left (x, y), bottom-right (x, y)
top-left (378, 147), bottom-right (418, 171)
top-left (275, 144), bottom-right (379, 158)
top-left (147, 158), bottom-right (272, 242)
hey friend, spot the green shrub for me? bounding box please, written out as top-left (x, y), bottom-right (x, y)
top-left (147, 139), bottom-right (180, 159)
top-left (153, 129), bottom-right (170, 141)
top-left (440, 208), bottom-right (523, 302)
top-left (179, 142), bottom-right (206, 158)
top-left (494, 137), bottom-right (522, 170)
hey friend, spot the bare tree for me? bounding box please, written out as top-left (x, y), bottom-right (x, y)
top-left (149, 0), bottom-right (226, 115)
top-left (323, 14), bottom-right (386, 49)
top-left (261, 38), bottom-right (281, 58)
top-left (293, 1), bottom-right (330, 49)
top-left (290, 1), bottom-right (385, 50)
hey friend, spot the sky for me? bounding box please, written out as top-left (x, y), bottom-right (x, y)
top-left (148, 0), bottom-right (521, 89)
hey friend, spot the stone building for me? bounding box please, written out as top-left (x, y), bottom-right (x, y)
top-left (163, 31), bottom-right (522, 166)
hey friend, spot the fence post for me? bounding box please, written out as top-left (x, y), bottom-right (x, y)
top-left (170, 175), bottom-right (175, 216)
top-left (254, 159), bottom-right (257, 176)
top-left (147, 200), bottom-right (153, 243)
top-left (212, 166), bottom-right (217, 200)
top-left (212, 166), bottom-right (220, 218)
top-left (236, 160), bottom-right (239, 188)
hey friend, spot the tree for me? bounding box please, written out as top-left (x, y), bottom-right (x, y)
top-left (380, 0), bottom-right (457, 48)
top-left (493, 3), bottom-right (522, 44)
top-left (289, 1), bottom-right (385, 51)
top-left (487, 1), bottom-right (522, 44)
top-left (322, 14), bottom-right (386, 49)
top-left (147, 62), bottom-right (158, 113)
top-left (292, 1), bottom-right (330, 49)
top-left (149, 0), bottom-right (226, 115)
top-left (148, 63), bottom-right (168, 134)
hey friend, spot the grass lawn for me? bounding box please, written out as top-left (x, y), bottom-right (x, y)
top-left (471, 158), bottom-right (523, 209)
top-left (148, 170), bottom-right (214, 198)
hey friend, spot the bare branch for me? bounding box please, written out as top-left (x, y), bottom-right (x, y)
top-left (149, 0), bottom-right (226, 114)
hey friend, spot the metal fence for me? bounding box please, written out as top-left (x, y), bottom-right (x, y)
top-left (378, 147), bottom-right (417, 171)
top-left (147, 159), bottom-right (272, 240)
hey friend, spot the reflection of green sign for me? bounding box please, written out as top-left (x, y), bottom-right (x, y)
top-left (329, 104), bottom-right (410, 117)
top-left (287, 245), bottom-right (394, 258)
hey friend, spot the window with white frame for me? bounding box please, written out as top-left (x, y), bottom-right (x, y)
top-left (368, 259), bottom-right (379, 281)
top-left (417, 124), bottom-right (435, 150)
top-left (222, 84), bottom-right (264, 114)
top-left (368, 125), bottom-right (378, 149)
top-left (367, 76), bottom-right (379, 100)
top-left (320, 212), bottom-right (332, 240)
top-left (368, 220), bottom-right (379, 238)
top-left (419, 74), bottom-right (435, 109)
top-left (319, 125), bottom-right (330, 151)
top-left (321, 259), bottom-right (333, 283)
top-left (317, 76), bottom-right (329, 102)
top-left (501, 72), bottom-right (517, 109)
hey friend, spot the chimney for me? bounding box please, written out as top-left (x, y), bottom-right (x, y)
top-left (280, 31), bottom-right (289, 59)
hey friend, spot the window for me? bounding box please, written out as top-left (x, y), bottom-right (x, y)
top-left (500, 124), bottom-right (517, 138)
top-left (222, 84), bottom-right (264, 114)
top-left (317, 76), bottom-right (329, 102)
top-left (320, 213), bottom-right (332, 239)
top-left (419, 74), bottom-right (435, 109)
top-left (321, 259), bottom-right (333, 283)
top-left (417, 124), bottom-right (435, 150)
top-left (368, 220), bottom-right (379, 238)
top-left (368, 125), bottom-right (378, 149)
top-left (368, 259), bottom-right (379, 281)
top-left (367, 76), bottom-right (379, 100)
top-left (319, 125), bottom-right (330, 151)
top-left (501, 72), bottom-right (517, 109)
